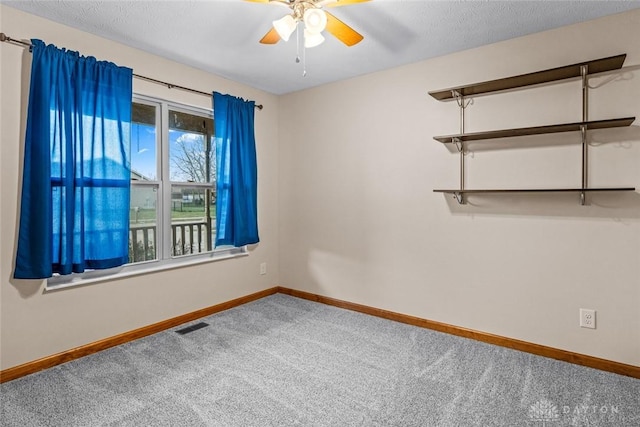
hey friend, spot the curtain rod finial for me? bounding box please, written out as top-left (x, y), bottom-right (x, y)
top-left (0, 33), bottom-right (8, 42)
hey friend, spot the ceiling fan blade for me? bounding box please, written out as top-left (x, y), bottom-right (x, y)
top-left (325, 11), bottom-right (364, 46)
top-left (322, 0), bottom-right (372, 7)
top-left (260, 27), bottom-right (281, 44)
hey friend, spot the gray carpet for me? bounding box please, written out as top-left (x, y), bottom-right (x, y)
top-left (1, 293), bottom-right (638, 426)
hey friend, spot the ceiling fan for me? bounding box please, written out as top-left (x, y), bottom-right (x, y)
top-left (247, 0), bottom-right (370, 48)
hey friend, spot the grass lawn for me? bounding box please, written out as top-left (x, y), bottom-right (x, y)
top-left (130, 206), bottom-right (216, 224)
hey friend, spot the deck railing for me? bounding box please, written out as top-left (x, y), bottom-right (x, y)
top-left (129, 224), bottom-right (156, 262)
top-left (171, 220), bottom-right (213, 256)
top-left (129, 220), bottom-right (214, 263)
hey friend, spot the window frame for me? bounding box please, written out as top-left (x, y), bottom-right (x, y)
top-left (46, 94), bottom-right (247, 291)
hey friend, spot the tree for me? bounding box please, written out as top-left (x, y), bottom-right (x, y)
top-left (170, 133), bottom-right (215, 183)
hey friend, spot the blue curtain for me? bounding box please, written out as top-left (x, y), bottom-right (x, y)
top-left (213, 92), bottom-right (259, 247)
top-left (14, 39), bottom-right (133, 279)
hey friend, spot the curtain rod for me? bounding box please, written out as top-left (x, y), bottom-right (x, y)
top-left (0, 32), bottom-right (263, 110)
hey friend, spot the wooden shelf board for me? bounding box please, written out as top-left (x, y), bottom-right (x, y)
top-left (434, 188), bottom-right (636, 194)
top-left (429, 54), bottom-right (626, 101)
top-left (433, 117), bottom-right (635, 144)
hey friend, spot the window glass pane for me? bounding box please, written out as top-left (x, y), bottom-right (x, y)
top-left (129, 185), bottom-right (158, 263)
top-left (131, 102), bottom-right (157, 181)
top-left (169, 109), bottom-right (214, 183)
top-left (170, 185), bottom-right (215, 256)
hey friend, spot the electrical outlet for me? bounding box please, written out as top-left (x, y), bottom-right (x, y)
top-left (580, 308), bottom-right (596, 329)
top-left (260, 262), bottom-right (267, 275)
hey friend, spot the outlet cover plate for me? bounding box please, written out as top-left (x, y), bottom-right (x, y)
top-left (580, 308), bottom-right (596, 329)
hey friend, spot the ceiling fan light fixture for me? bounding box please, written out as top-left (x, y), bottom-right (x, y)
top-left (273, 14), bottom-right (297, 41)
top-left (303, 8), bottom-right (327, 34)
top-left (304, 29), bottom-right (325, 48)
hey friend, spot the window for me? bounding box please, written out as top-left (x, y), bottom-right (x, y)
top-left (130, 98), bottom-right (220, 263)
top-left (129, 101), bottom-right (159, 263)
top-left (47, 95), bottom-right (245, 289)
top-left (167, 108), bottom-right (216, 257)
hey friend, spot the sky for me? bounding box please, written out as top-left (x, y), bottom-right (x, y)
top-left (131, 122), bottom-right (157, 180)
top-left (131, 123), bottom-right (209, 182)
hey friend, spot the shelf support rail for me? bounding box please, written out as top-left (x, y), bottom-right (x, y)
top-left (581, 64), bottom-right (589, 206)
top-left (452, 90), bottom-right (471, 204)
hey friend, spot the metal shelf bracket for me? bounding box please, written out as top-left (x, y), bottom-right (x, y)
top-left (452, 137), bottom-right (463, 153)
top-left (452, 90), bottom-right (472, 109)
top-left (452, 192), bottom-right (464, 204)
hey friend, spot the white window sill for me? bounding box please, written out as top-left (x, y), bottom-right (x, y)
top-left (45, 246), bottom-right (248, 291)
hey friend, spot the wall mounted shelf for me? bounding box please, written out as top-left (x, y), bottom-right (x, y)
top-left (433, 117), bottom-right (635, 144)
top-left (434, 188), bottom-right (636, 204)
top-left (428, 54), bottom-right (627, 101)
top-left (429, 53), bottom-right (636, 205)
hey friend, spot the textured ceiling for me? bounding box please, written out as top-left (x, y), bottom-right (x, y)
top-left (4, 0), bottom-right (640, 94)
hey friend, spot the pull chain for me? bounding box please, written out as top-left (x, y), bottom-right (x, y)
top-left (295, 25), bottom-right (301, 64)
top-left (303, 43), bottom-right (307, 77)
top-left (293, 24), bottom-right (307, 77)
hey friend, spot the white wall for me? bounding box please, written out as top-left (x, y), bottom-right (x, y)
top-left (279, 10), bottom-right (640, 366)
top-left (0, 5), bottom-right (280, 370)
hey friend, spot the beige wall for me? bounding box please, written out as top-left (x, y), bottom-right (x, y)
top-left (0, 5), bottom-right (280, 370)
top-left (2, 5), bottom-right (639, 371)
top-left (278, 10), bottom-right (640, 366)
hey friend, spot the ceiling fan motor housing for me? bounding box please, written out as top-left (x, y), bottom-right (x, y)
top-left (257, 0), bottom-right (367, 47)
